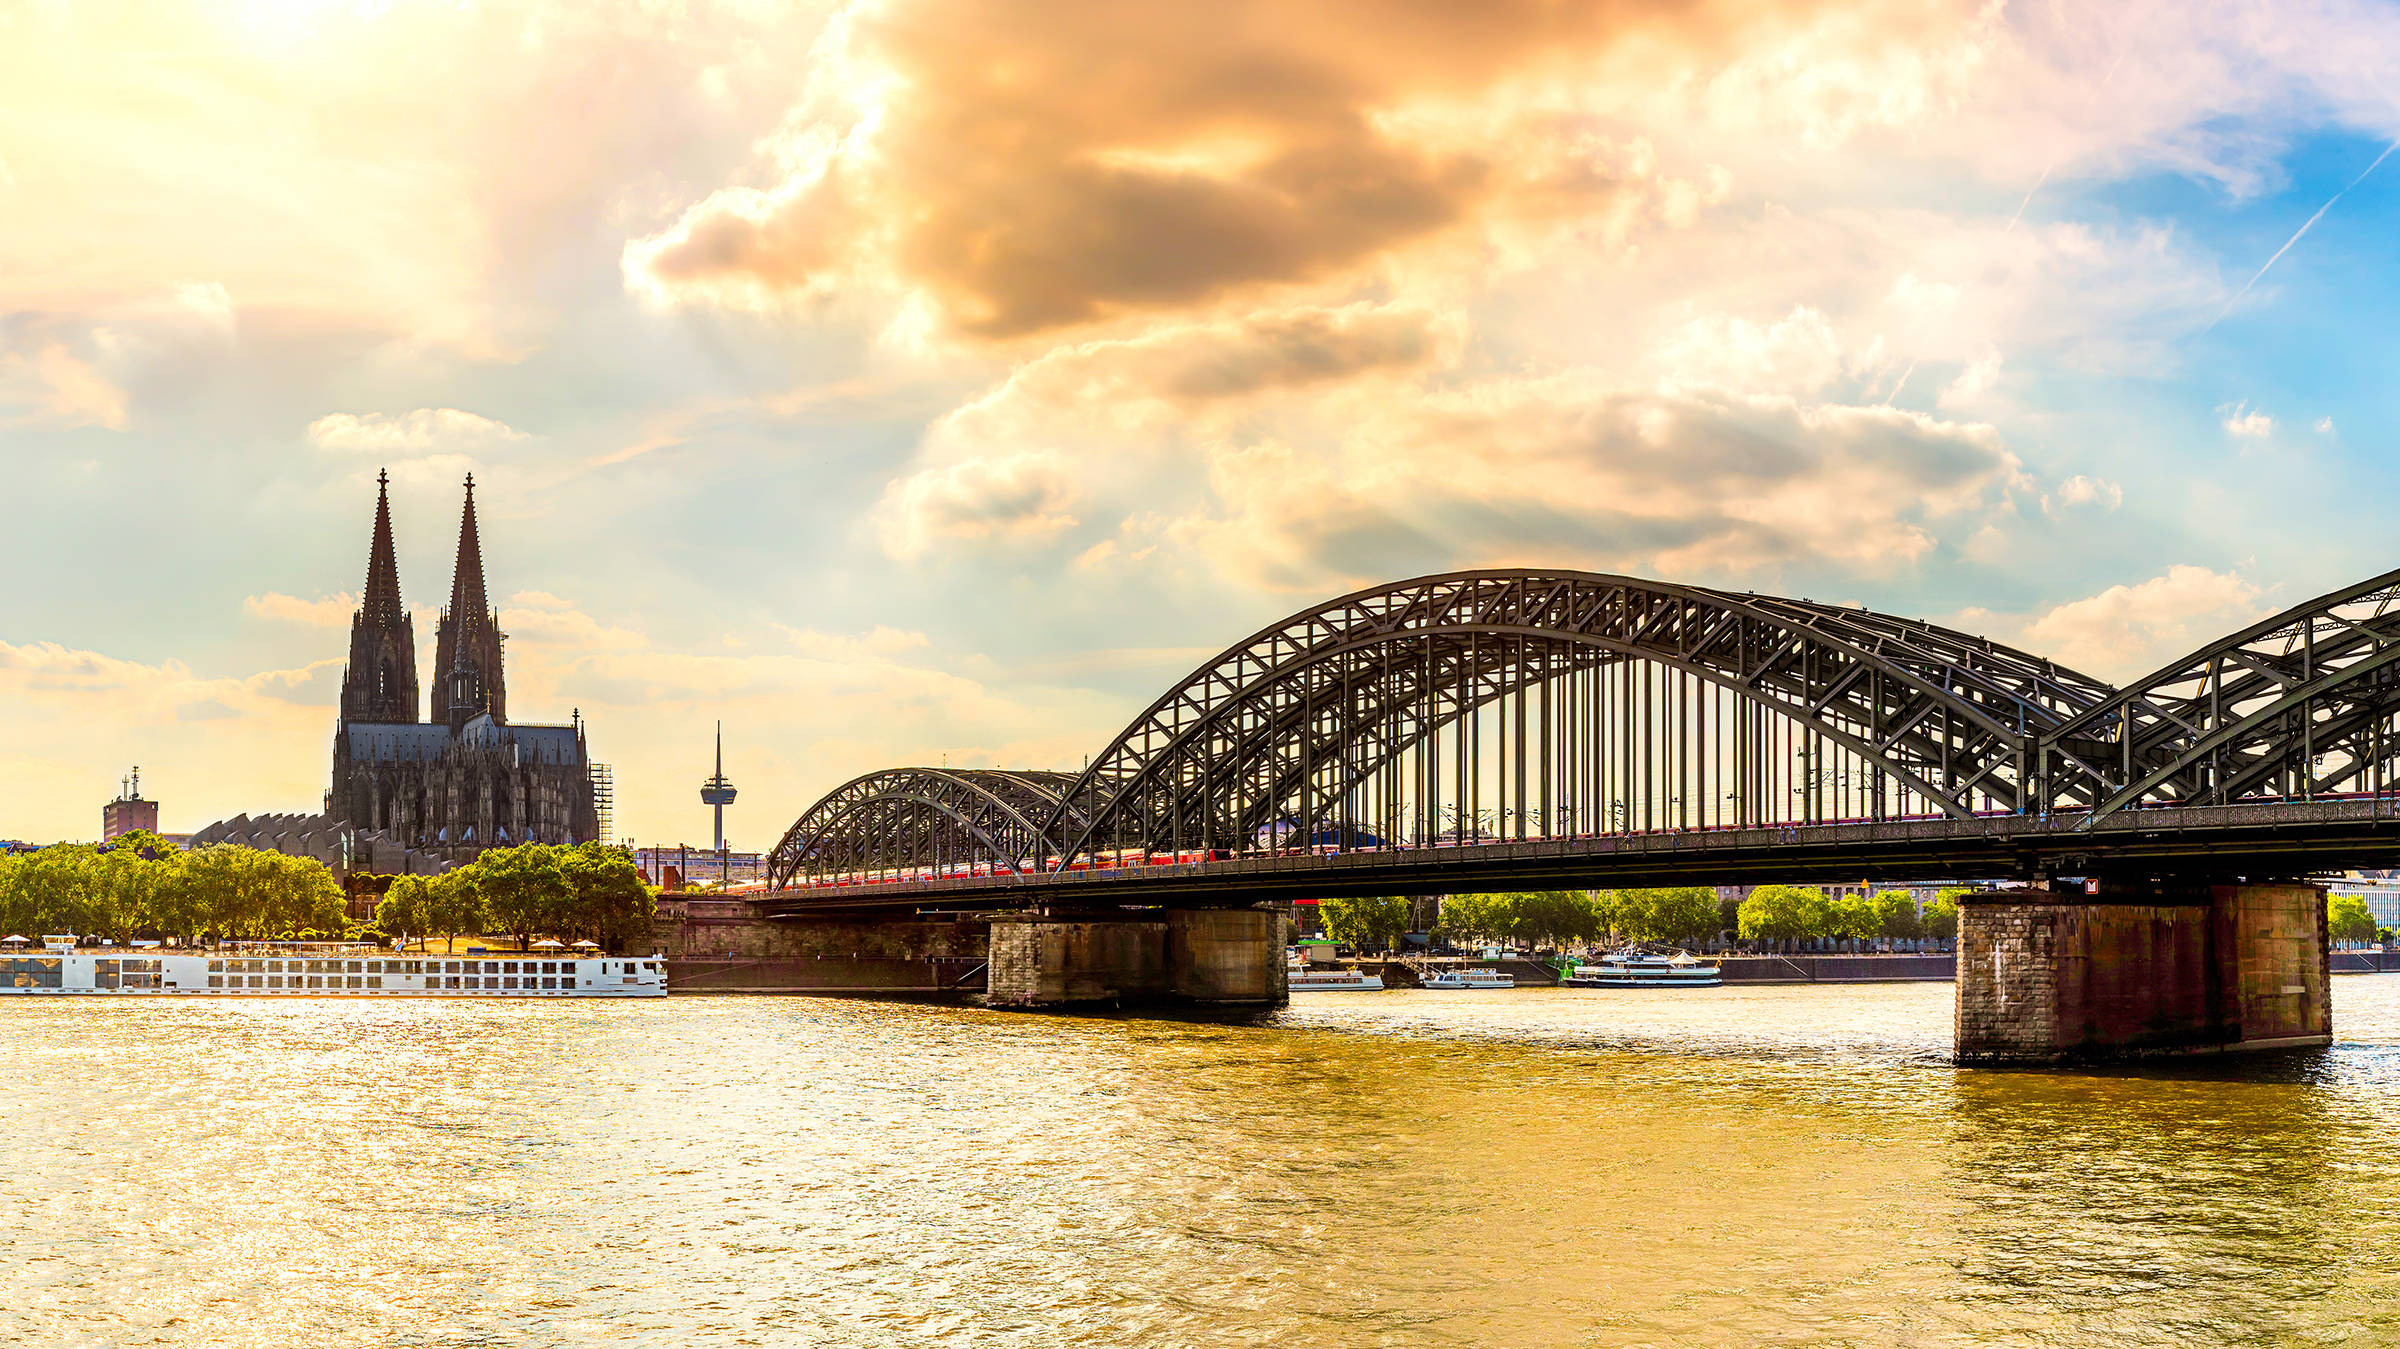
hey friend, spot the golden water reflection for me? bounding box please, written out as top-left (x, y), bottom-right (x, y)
top-left (3, 981), bottom-right (2398, 1346)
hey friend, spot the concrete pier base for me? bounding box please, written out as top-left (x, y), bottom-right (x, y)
top-left (1956, 883), bottom-right (2330, 1065)
top-left (986, 906), bottom-right (1288, 1010)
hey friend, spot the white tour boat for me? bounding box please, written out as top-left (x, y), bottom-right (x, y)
top-left (1420, 967), bottom-right (1514, 989)
top-left (0, 940), bottom-right (667, 997)
top-left (1287, 957), bottom-right (1385, 992)
top-left (1563, 947), bottom-right (1722, 988)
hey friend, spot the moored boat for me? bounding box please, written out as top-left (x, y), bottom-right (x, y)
top-left (1563, 946), bottom-right (1721, 988)
top-left (0, 939), bottom-right (666, 997)
top-left (1421, 967), bottom-right (1514, 989)
top-left (1288, 964), bottom-right (1385, 992)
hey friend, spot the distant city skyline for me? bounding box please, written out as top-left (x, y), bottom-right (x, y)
top-left (7, 2), bottom-right (2400, 843)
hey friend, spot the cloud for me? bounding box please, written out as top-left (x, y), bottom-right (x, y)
top-left (1161, 374), bottom-right (2018, 593)
top-left (2042, 474), bottom-right (2123, 515)
top-left (878, 450), bottom-right (1081, 559)
top-left (2315, 416), bottom-right (2335, 434)
top-left (244, 592), bottom-right (359, 627)
top-left (2219, 402), bottom-right (2274, 438)
top-left (0, 638), bottom-right (341, 832)
top-left (307, 408), bottom-right (530, 453)
top-left (0, 341), bottom-right (128, 429)
top-left (626, 0), bottom-right (1975, 339)
top-left (2020, 565), bottom-right (2267, 682)
top-left (1650, 306), bottom-right (1845, 395)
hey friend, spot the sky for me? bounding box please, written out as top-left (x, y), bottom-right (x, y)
top-left (5, 0), bottom-right (2400, 847)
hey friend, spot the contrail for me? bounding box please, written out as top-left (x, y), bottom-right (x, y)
top-left (1880, 359), bottom-right (1919, 408)
top-left (2201, 138), bottom-right (2400, 335)
top-left (2005, 49), bottom-right (2128, 237)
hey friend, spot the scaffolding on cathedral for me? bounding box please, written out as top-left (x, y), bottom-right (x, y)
top-left (588, 763), bottom-right (615, 845)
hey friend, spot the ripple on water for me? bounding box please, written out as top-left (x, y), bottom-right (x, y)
top-left (3, 980), bottom-right (2399, 1347)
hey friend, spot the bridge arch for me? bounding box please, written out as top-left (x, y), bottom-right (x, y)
top-left (1028, 569), bottom-right (2113, 870)
top-left (2036, 566), bottom-right (2400, 818)
top-left (766, 768), bottom-right (1087, 890)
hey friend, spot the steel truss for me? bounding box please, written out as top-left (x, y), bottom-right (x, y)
top-left (765, 565), bottom-right (2400, 891)
top-left (2039, 567), bottom-right (2400, 816)
top-left (768, 570), bottom-right (2131, 888)
top-left (767, 768), bottom-right (1085, 889)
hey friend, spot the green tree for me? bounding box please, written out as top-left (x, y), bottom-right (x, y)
top-left (1870, 890), bottom-right (1924, 940)
top-left (376, 875), bottom-right (435, 951)
top-left (1922, 889), bottom-right (1967, 942)
top-left (1829, 891), bottom-right (1881, 941)
top-left (423, 871), bottom-right (487, 952)
top-left (556, 843), bottom-right (658, 953)
top-left (460, 844), bottom-right (571, 949)
top-left (261, 853), bottom-right (347, 938)
top-left (1321, 896), bottom-right (1412, 952)
top-left (2329, 893), bottom-right (2379, 944)
top-left (1737, 884), bottom-right (1834, 942)
top-left (1616, 887), bottom-right (1722, 944)
top-left (13, 845), bottom-right (105, 937)
top-left (92, 845), bottom-right (193, 943)
top-left (1510, 891), bottom-right (1599, 949)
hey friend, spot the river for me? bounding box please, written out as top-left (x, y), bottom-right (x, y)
top-left (4, 980), bottom-right (2399, 1347)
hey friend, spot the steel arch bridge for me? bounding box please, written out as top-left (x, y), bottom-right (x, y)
top-left (765, 566), bottom-right (2400, 903)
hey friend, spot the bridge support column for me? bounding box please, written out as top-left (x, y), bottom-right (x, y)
top-left (985, 906), bottom-right (1289, 1011)
top-left (1956, 883), bottom-right (2330, 1065)
top-left (1166, 906), bottom-right (1289, 1006)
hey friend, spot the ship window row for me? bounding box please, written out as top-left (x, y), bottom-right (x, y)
top-left (197, 974), bottom-right (583, 990)
top-left (206, 959), bottom-right (593, 976)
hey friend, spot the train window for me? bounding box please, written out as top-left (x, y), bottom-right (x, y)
top-left (367, 977), bottom-right (382, 989)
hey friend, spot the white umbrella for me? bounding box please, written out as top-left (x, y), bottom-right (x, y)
top-left (529, 939), bottom-right (566, 950)
top-left (570, 940), bottom-right (599, 949)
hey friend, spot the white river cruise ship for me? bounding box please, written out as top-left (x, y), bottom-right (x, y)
top-left (0, 943), bottom-right (666, 997)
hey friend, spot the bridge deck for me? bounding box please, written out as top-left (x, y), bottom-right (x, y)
top-left (762, 797), bottom-right (2400, 916)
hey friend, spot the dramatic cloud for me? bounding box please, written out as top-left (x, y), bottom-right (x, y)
top-left (2021, 565), bottom-right (2268, 681)
top-left (19, 0), bottom-right (2400, 845)
top-left (1158, 376), bottom-right (2017, 593)
top-left (627, 0), bottom-right (1982, 337)
top-left (307, 408), bottom-right (530, 453)
top-left (878, 450), bottom-right (1081, 559)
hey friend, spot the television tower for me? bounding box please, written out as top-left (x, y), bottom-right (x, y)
top-left (699, 722), bottom-right (737, 854)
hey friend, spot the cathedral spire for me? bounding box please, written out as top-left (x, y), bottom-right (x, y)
top-left (338, 469), bottom-right (420, 724)
top-left (447, 472), bottom-right (489, 623)
top-left (432, 472), bottom-right (507, 726)
top-left (362, 468), bottom-right (404, 626)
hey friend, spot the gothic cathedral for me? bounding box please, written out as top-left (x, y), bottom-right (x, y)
top-left (325, 472), bottom-right (599, 861)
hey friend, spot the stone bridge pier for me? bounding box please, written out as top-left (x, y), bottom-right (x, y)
top-left (985, 904), bottom-right (1290, 1011)
top-left (1956, 882), bottom-right (2331, 1065)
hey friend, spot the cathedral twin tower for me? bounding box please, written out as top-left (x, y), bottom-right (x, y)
top-left (328, 472), bottom-right (596, 860)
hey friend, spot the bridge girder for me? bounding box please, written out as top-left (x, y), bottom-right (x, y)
top-left (2037, 567), bottom-right (2400, 818)
top-left (763, 565), bottom-right (2400, 894)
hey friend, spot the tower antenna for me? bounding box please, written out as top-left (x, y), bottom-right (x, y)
top-left (700, 721), bottom-right (738, 860)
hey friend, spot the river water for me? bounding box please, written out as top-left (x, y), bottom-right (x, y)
top-left (5, 981), bottom-right (2400, 1348)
